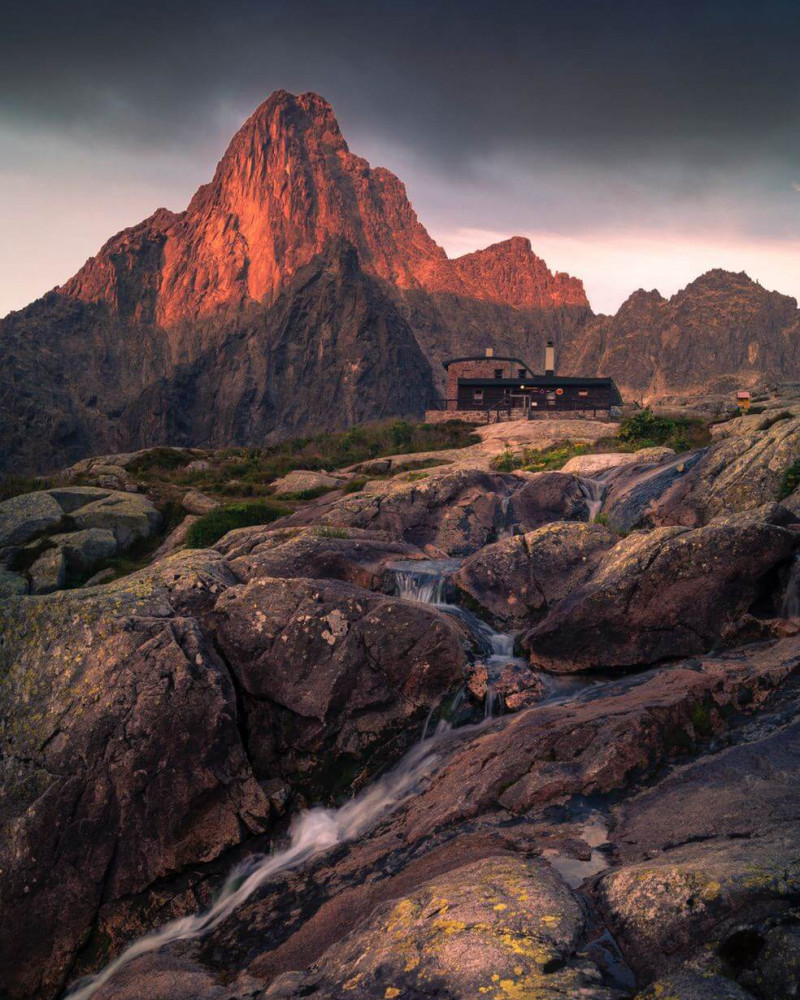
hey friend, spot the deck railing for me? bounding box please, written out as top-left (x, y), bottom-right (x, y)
top-left (427, 397), bottom-right (618, 421)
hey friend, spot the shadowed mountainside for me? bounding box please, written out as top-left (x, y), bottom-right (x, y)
top-left (2, 89), bottom-right (799, 473)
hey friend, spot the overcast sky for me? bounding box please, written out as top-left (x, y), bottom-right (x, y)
top-left (2, 0), bottom-right (799, 316)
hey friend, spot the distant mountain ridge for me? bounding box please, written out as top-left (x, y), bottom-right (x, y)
top-left (1, 90), bottom-right (799, 473)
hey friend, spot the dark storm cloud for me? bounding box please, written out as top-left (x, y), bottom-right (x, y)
top-left (2, 0), bottom-right (800, 172)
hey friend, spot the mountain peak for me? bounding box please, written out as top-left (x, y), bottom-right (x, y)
top-left (59, 90), bottom-right (587, 324)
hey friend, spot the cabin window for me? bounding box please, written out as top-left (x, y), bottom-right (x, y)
top-left (546, 392), bottom-right (556, 406)
top-left (578, 390), bottom-right (589, 397)
top-left (494, 369), bottom-right (503, 379)
top-left (518, 368), bottom-right (526, 379)
top-left (473, 389), bottom-right (484, 402)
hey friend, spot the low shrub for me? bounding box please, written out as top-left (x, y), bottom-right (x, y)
top-left (0, 475), bottom-right (51, 501)
top-left (185, 500), bottom-right (289, 548)
top-left (618, 408), bottom-right (709, 451)
top-left (127, 447), bottom-right (193, 475)
top-left (343, 477), bottom-right (368, 494)
top-left (312, 526), bottom-right (350, 539)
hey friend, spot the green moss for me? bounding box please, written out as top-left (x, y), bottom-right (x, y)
top-left (343, 476), bottom-right (369, 494)
top-left (690, 701), bottom-right (713, 738)
top-left (778, 459), bottom-right (800, 499)
top-left (184, 500), bottom-right (289, 548)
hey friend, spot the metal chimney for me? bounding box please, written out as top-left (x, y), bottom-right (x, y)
top-left (545, 340), bottom-right (555, 376)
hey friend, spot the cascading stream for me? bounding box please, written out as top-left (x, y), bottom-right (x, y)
top-left (782, 554), bottom-right (800, 618)
top-left (65, 557), bottom-right (608, 1000)
top-left (388, 559), bottom-right (604, 708)
top-left (64, 718), bottom-right (471, 1000)
top-left (579, 476), bottom-right (607, 522)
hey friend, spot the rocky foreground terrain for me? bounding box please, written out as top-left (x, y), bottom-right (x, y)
top-left (3, 89), bottom-right (800, 474)
top-left (2, 402), bottom-right (800, 1000)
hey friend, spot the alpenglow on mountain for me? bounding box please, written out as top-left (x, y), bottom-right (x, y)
top-left (2, 90), bottom-right (799, 472)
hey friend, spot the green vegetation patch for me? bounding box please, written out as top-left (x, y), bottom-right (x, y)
top-left (778, 459), bottom-right (800, 500)
top-left (0, 475), bottom-right (52, 501)
top-left (312, 526), bottom-right (350, 539)
top-left (619, 408), bottom-right (709, 452)
top-left (343, 476), bottom-right (369, 494)
top-left (185, 499), bottom-right (290, 548)
top-left (126, 447), bottom-right (194, 475)
top-left (491, 441), bottom-right (592, 473)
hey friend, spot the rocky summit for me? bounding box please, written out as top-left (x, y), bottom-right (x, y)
top-left (3, 402), bottom-right (800, 1000)
top-left (3, 89), bottom-right (800, 474)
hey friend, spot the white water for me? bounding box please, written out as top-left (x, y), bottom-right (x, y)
top-left (64, 723), bottom-right (457, 1000)
top-left (579, 477), bottom-right (606, 523)
top-left (67, 557), bottom-right (604, 999)
top-left (782, 555), bottom-right (800, 618)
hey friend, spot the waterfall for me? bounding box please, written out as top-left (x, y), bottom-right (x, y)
top-left (782, 555), bottom-right (800, 617)
top-left (64, 719), bottom-right (463, 1000)
top-left (579, 477), bottom-right (606, 523)
top-left (392, 559), bottom-right (462, 605)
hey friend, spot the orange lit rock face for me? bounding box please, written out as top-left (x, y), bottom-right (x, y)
top-left (61, 91), bottom-right (586, 324)
top-left (420, 236), bottom-right (588, 309)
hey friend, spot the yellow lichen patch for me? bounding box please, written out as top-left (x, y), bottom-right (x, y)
top-left (384, 988), bottom-right (401, 998)
top-left (699, 879), bottom-right (722, 901)
top-left (493, 903), bottom-right (508, 911)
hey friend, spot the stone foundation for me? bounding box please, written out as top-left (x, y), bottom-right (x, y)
top-left (424, 409), bottom-right (615, 424)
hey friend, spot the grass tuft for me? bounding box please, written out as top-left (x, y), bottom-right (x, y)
top-left (185, 500), bottom-right (289, 548)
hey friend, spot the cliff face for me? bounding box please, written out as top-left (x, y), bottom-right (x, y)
top-left (3, 89), bottom-right (800, 474)
top-left (568, 270), bottom-right (800, 399)
top-left (60, 91), bottom-right (585, 331)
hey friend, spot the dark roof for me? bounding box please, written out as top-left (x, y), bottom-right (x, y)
top-left (459, 374), bottom-right (623, 404)
top-left (442, 355), bottom-right (533, 372)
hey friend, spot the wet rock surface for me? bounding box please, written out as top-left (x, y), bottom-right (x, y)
top-left (525, 513), bottom-right (796, 672)
top-left (455, 521), bottom-right (616, 628)
top-left (4, 422), bottom-right (800, 1000)
top-left (212, 575), bottom-right (464, 793)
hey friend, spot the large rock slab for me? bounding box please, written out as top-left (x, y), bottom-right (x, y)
top-left (282, 468), bottom-right (523, 555)
top-left (381, 638), bottom-right (800, 842)
top-left (52, 527), bottom-right (118, 572)
top-left (599, 449), bottom-right (707, 532)
top-left (0, 491), bottom-right (64, 547)
top-left (46, 485), bottom-right (112, 512)
top-left (454, 521), bottom-right (617, 628)
top-left (271, 469), bottom-right (343, 497)
top-left (274, 856), bottom-right (620, 1000)
top-left (507, 470), bottom-right (593, 529)
top-left (596, 705), bottom-right (800, 992)
top-left (28, 544), bottom-right (67, 594)
top-left (215, 524), bottom-right (425, 590)
top-left (525, 513), bottom-right (796, 672)
top-left (211, 576), bottom-right (465, 794)
top-left (0, 552), bottom-right (267, 1000)
top-left (643, 413), bottom-right (800, 527)
top-left (561, 446), bottom-right (675, 476)
top-left (69, 492), bottom-right (162, 548)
